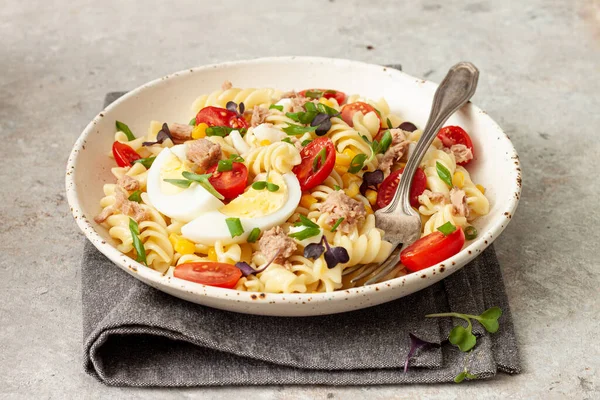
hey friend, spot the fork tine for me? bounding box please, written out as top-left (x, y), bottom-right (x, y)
top-left (364, 262), bottom-right (400, 285)
top-left (341, 263), bottom-right (366, 276)
top-left (349, 263), bottom-right (380, 283)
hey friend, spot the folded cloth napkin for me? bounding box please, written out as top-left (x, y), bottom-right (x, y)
top-left (81, 88), bottom-right (520, 387)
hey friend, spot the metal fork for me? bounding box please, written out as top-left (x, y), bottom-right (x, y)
top-left (344, 62), bottom-right (480, 286)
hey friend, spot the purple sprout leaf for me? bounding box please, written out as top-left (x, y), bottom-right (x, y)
top-left (359, 169), bottom-right (384, 196)
top-left (226, 101), bottom-right (245, 116)
top-left (304, 242), bottom-right (325, 259)
top-left (239, 102), bottom-right (245, 115)
top-left (235, 249), bottom-right (281, 277)
top-left (404, 333), bottom-right (438, 373)
top-left (311, 112), bottom-right (333, 136)
top-left (398, 121), bottom-right (418, 132)
top-left (143, 123), bottom-right (174, 146)
top-left (321, 236), bottom-right (349, 269)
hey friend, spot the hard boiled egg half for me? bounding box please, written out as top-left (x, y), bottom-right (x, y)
top-left (182, 172), bottom-right (301, 245)
top-left (146, 145), bottom-right (224, 222)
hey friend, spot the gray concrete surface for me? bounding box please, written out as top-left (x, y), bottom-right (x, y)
top-left (1, 0), bottom-right (599, 398)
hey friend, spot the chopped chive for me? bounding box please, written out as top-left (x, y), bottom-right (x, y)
top-left (252, 181), bottom-right (267, 190)
top-left (301, 139), bottom-right (312, 146)
top-left (116, 120), bottom-right (136, 141)
top-left (189, 117), bottom-right (196, 126)
top-left (128, 218), bottom-right (147, 265)
top-left (330, 217), bottom-right (344, 232)
top-left (266, 182), bottom-right (280, 192)
top-left (269, 104), bottom-right (283, 111)
top-left (333, 185), bottom-right (341, 191)
top-left (288, 227), bottom-right (321, 241)
top-left (348, 153), bottom-right (368, 174)
top-left (297, 215), bottom-right (319, 229)
top-left (225, 217), bottom-right (244, 238)
top-left (229, 154), bottom-right (244, 162)
top-left (282, 137), bottom-right (293, 144)
top-left (132, 156), bottom-right (156, 169)
top-left (304, 90), bottom-right (323, 99)
top-left (282, 124), bottom-right (318, 136)
top-left (247, 227), bottom-right (261, 243)
top-left (379, 130), bottom-right (393, 154)
top-left (218, 159), bottom-right (233, 172)
top-left (312, 148), bottom-right (327, 172)
top-left (386, 118), bottom-right (393, 129)
top-left (164, 179), bottom-right (193, 188)
top-left (436, 161), bottom-right (453, 187)
top-left (437, 221), bottom-right (457, 236)
top-left (206, 126), bottom-right (235, 137)
top-left (464, 226), bottom-right (478, 240)
top-left (128, 190), bottom-right (143, 203)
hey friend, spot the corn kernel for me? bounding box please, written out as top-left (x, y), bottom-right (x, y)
top-left (335, 152), bottom-right (351, 167)
top-left (334, 164), bottom-right (348, 175)
top-left (260, 139), bottom-right (271, 146)
top-left (300, 194), bottom-right (318, 209)
top-left (319, 97), bottom-right (335, 108)
top-left (476, 184), bottom-right (486, 194)
top-left (345, 182), bottom-right (360, 198)
top-left (192, 123), bottom-right (208, 139)
top-left (239, 243), bottom-right (253, 263)
top-left (169, 234), bottom-right (196, 255)
top-left (365, 189), bottom-right (378, 205)
top-left (452, 171), bottom-right (465, 188)
top-left (168, 233), bottom-right (178, 247)
top-left (342, 172), bottom-right (361, 188)
top-left (364, 204), bottom-right (374, 215)
top-left (207, 247), bottom-right (218, 261)
top-left (342, 148), bottom-right (357, 160)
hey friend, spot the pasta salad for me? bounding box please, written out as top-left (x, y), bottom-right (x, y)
top-left (95, 82), bottom-right (489, 293)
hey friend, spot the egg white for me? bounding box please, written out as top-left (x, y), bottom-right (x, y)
top-left (146, 145), bottom-right (224, 222)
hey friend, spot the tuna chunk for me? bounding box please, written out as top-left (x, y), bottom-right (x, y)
top-left (419, 190), bottom-right (447, 204)
top-left (169, 123), bottom-right (193, 143)
top-left (445, 144), bottom-right (473, 164)
top-left (450, 187), bottom-right (470, 218)
top-left (250, 105), bottom-right (270, 127)
top-left (318, 190), bottom-right (366, 233)
top-left (117, 174), bottom-right (140, 191)
top-left (186, 139), bottom-right (221, 172)
top-left (280, 91), bottom-right (319, 112)
top-left (379, 129), bottom-right (411, 176)
top-left (94, 187), bottom-right (149, 224)
top-left (259, 226), bottom-right (297, 264)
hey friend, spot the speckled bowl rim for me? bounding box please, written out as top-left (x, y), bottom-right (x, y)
top-left (66, 56), bottom-right (521, 315)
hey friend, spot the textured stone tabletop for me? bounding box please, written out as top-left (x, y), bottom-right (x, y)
top-left (1, 0), bottom-right (599, 398)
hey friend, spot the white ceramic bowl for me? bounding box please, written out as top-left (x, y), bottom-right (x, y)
top-left (66, 57), bottom-right (521, 316)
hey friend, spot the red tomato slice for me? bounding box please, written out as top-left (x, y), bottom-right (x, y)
top-left (299, 88), bottom-right (346, 104)
top-left (340, 102), bottom-right (381, 127)
top-left (400, 227), bottom-right (465, 272)
top-left (112, 141), bottom-right (141, 167)
top-left (376, 167), bottom-right (427, 209)
top-left (207, 162), bottom-right (248, 199)
top-left (292, 137), bottom-right (336, 191)
top-left (436, 126), bottom-right (474, 165)
top-left (174, 262), bottom-right (242, 289)
top-left (195, 106), bottom-right (248, 130)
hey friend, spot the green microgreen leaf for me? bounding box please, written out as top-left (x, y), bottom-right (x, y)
top-left (476, 307), bottom-right (502, 333)
top-left (189, 117), bottom-right (196, 126)
top-left (252, 181), bottom-right (267, 190)
top-left (247, 227), bottom-right (261, 243)
top-left (132, 156), bottom-right (156, 169)
top-left (317, 103), bottom-right (339, 116)
top-left (304, 90), bottom-right (323, 99)
top-left (437, 221), bottom-right (457, 236)
top-left (218, 159), bottom-right (233, 172)
top-left (116, 120), bottom-right (136, 141)
top-left (348, 153), bottom-right (368, 174)
top-left (436, 161), bottom-right (453, 187)
top-left (229, 154), bottom-right (244, 163)
top-left (454, 371), bottom-right (467, 383)
top-left (128, 218), bottom-right (147, 265)
top-left (269, 104), bottom-right (283, 111)
top-left (281, 137), bottom-right (293, 144)
top-left (448, 325), bottom-right (477, 352)
top-left (266, 182), bottom-right (280, 192)
top-left (128, 190), bottom-right (143, 203)
top-left (379, 130), bottom-right (393, 154)
top-left (163, 179), bottom-right (193, 188)
top-left (181, 171), bottom-right (224, 200)
top-left (465, 372), bottom-right (478, 379)
top-left (330, 217), bottom-right (344, 232)
top-left (301, 139), bottom-right (312, 146)
top-left (282, 124), bottom-right (318, 136)
top-left (225, 217), bottom-right (244, 238)
top-left (288, 227), bottom-right (321, 241)
top-left (464, 225), bottom-right (478, 240)
top-left (386, 117), bottom-right (393, 129)
top-left (206, 126), bottom-right (236, 137)
top-left (333, 185), bottom-right (341, 191)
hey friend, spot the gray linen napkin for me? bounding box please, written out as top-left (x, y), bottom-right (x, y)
top-left (81, 88), bottom-right (520, 387)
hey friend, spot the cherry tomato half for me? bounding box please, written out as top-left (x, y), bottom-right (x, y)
top-left (400, 227), bottom-right (465, 272)
top-left (195, 106), bottom-right (248, 130)
top-left (299, 88), bottom-right (346, 104)
top-left (292, 137), bottom-right (336, 191)
top-left (376, 167), bottom-right (427, 209)
top-left (174, 262), bottom-right (242, 289)
top-left (207, 162), bottom-right (248, 199)
top-left (340, 102), bottom-right (381, 127)
top-left (436, 126), bottom-right (474, 165)
top-left (112, 141), bottom-right (141, 167)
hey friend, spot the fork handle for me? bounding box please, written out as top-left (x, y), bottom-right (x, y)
top-left (381, 62), bottom-right (479, 215)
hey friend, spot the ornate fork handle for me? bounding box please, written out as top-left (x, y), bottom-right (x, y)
top-left (379, 62), bottom-right (479, 216)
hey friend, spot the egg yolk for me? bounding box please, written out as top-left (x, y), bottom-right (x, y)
top-left (159, 151), bottom-right (192, 195)
top-left (221, 172), bottom-right (288, 218)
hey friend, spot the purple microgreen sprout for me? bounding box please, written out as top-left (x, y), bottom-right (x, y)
top-left (303, 235), bottom-right (349, 269)
top-left (235, 249), bottom-right (281, 277)
top-left (143, 123), bottom-right (174, 146)
top-left (226, 101), bottom-right (245, 116)
top-left (311, 112), bottom-right (332, 136)
top-left (359, 169), bottom-right (384, 196)
top-left (398, 121), bottom-right (418, 132)
top-left (403, 333), bottom-right (438, 373)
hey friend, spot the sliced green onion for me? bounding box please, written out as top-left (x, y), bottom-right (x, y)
top-left (229, 154), bottom-right (244, 162)
top-left (301, 139), bottom-right (312, 147)
top-left (164, 179), bottom-right (193, 188)
top-left (252, 181), bottom-right (267, 190)
top-left (330, 217), bottom-right (344, 232)
top-left (247, 227), bottom-right (261, 243)
top-left (333, 185), bottom-right (341, 191)
top-left (437, 221), bottom-right (457, 236)
top-left (304, 102), bottom-right (317, 112)
top-left (386, 118), bottom-right (393, 129)
top-left (269, 104), bottom-right (283, 111)
top-left (436, 161), bottom-right (453, 187)
top-left (189, 117), bottom-right (196, 126)
top-left (282, 137), bottom-right (293, 144)
top-left (128, 190), bottom-right (143, 203)
top-left (282, 124), bottom-right (318, 136)
top-left (128, 218), bottom-right (147, 265)
top-left (378, 130), bottom-right (393, 154)
top-left (317, 103), bottom-right (339, 116)
top-left (132, 156), bottom-right (156, 169)
top-left (304, 90), bottom-right (323, 99)
top-left (116, 120), bottom-right (136, 141)
top-left (348, 153), bottom-right (368, 174)
top-left (266, 182), bottom-right (280, 192)
top-left (206, 126), bottom-right (235, 137)
top-left (225, 217), bottom-right (244, 238)
top-left (464, 226), bottom-right (478, 240)
top-left (312, 148), bottom-right (327, 172)
top-left (218, 159), bottom-right (233, 172)
top-left (288, 227), bottom-right (321, 241)
top-left (296, 215), bottom-right (319, 229)
top-left (181, 171), bottom-right (224, 200)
